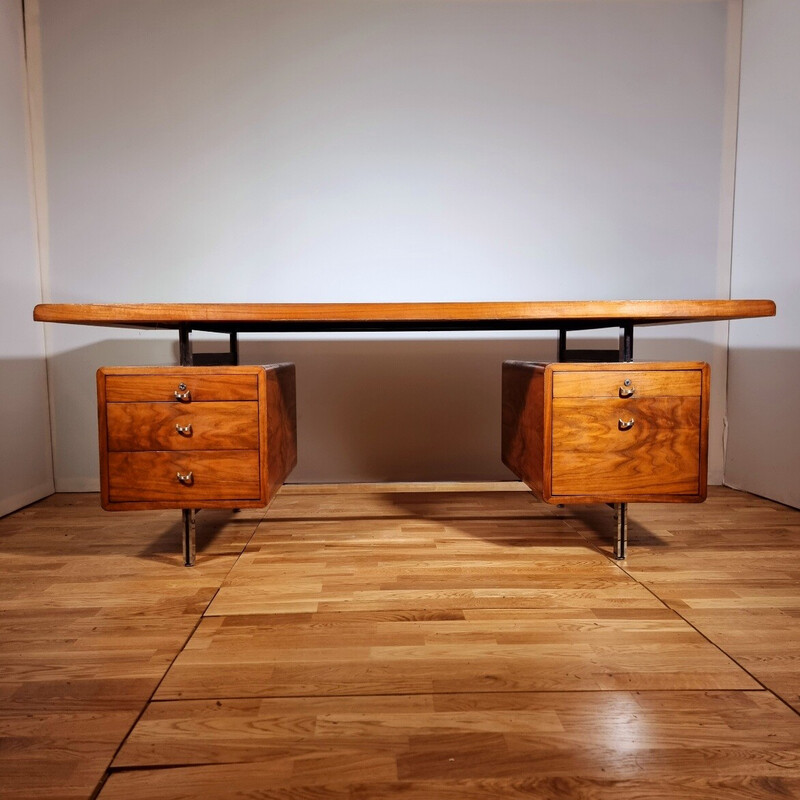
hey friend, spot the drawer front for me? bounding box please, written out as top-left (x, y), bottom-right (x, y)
top-left (106, 402), bottom-right (259, 451)
top-left (104, 373), bottom-right (258, 403)
top-left (552, 369), bottom-right (702, 399)
top-left (551, 397), bottom-right (701, 496)
top-left (107, 451), bottom-right (261, 503)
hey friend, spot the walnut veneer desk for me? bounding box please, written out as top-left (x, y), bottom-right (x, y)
top-left (34, 300), bottom-right (776, 564)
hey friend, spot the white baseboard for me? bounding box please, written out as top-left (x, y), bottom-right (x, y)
top-left (53, 477), bottom-right (101, 493)
top-left (0, 481), bottom-right (55, 518)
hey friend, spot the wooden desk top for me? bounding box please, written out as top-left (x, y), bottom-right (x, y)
top-left (33, 299), bottom-right (775, 333)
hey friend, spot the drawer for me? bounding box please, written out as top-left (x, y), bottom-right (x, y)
top-left (103, 370), bottom-right (258, 403)
top-left (551, 397), bottom-right (702, 496)
top-left (105, 401), bottom-right (259, 451)
top-left (107, 450), bottom-right (261, 503)
top-left (553, 367), bottom-right (702, 399)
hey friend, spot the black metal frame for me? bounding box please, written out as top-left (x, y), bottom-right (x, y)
top-left (557, 323), bottom-right (634, 560)
top-left (176, 322), bottom-right (635, 565)
top-left (178, 327), bottom-right (240, 567)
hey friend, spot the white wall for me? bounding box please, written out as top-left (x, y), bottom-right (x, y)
top-left (725, 0), bottom-right (800, 508)
top-left (0, 0), bottom-right (54, 516)
top-left (36, 0), bottom-right (736, 488)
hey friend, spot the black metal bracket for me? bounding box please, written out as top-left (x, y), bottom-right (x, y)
top-left (557, 322), bottom-right (634, 364)
top-left (179, 325), bottom-right (238, 367)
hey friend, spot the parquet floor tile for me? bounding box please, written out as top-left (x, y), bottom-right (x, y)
top-left (0, 497), bottom-right (263, 800)
top-left (100, 689), bottom-right (800, 798)
top-left (2, 485), bottom-right (800, 799)
top-left (576, 490), bottom-right (800, 712)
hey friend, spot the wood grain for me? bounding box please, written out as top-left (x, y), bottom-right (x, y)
top-left (33, 299), bottom-right (776, 332)
top-left (551, 397), bottom-right (702, 496)
top-left (102, 691), bottom-right (800, 799)
top-left (150, 493), bottom-right (753, 700)
top-left (594, 493), bottom-right (800, 714)
top-left (97, 364), bottom-right (296, 513)
top-left (105, 401), bottom-right (259, 451)
top-left (3, 485), bottom-right (800, 800)
top-left (103, 369), bottom-right (259, 403)
top-left (265, 363), bottom-right (298, 503)
top-left (107, 450), bottom-right (262, 504)
top-left (552, 364), bottom-right (702, 398)
top-left (503, 362), bottom-right (709, 504)
top-left (501, 361), bottom-right (546, 498)
top-left (0, 494), bottom-right (264, 800)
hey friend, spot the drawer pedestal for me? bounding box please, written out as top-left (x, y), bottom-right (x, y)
top-left (97, 364), bottom-right (297, 563)
top-left (502, 361), bottom-right (710, 511)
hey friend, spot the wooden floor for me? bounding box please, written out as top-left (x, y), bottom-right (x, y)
top-left (1, 485), bottom-right (799, 799)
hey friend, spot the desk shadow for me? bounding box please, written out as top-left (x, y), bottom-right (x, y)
top-left (268, 485), bottom-right (598, 551)
top-left (562, 505), bottom-right (668, 550)
top-left (346, 489), bottom-right (669, 555)
top-left (138, 508), bottom-right (263, 563)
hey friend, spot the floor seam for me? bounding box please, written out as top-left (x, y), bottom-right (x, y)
top-left (562, 506), bottom-right (800, 720)
top-left (88, 509), bottom-right (267, 798)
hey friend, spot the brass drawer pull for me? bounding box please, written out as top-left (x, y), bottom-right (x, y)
top-left (618, 418), bottom-right (635, 431)
top-left (619, 380), bottom-right (635, 398)
top-left (175, 423), bottom-right (193, 436)
top-left (174, 383), bottom-right (191, 402)
top-left (176, 471), bottom-right (194, 485)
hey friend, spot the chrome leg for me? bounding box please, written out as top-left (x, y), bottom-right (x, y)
top-left (182, 508), bottom-right (196, 567)
top-left (614, 502), bottom-right (627, 560)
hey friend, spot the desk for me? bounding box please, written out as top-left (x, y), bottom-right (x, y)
top-left (34, 300), bottom-right (776, 563)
